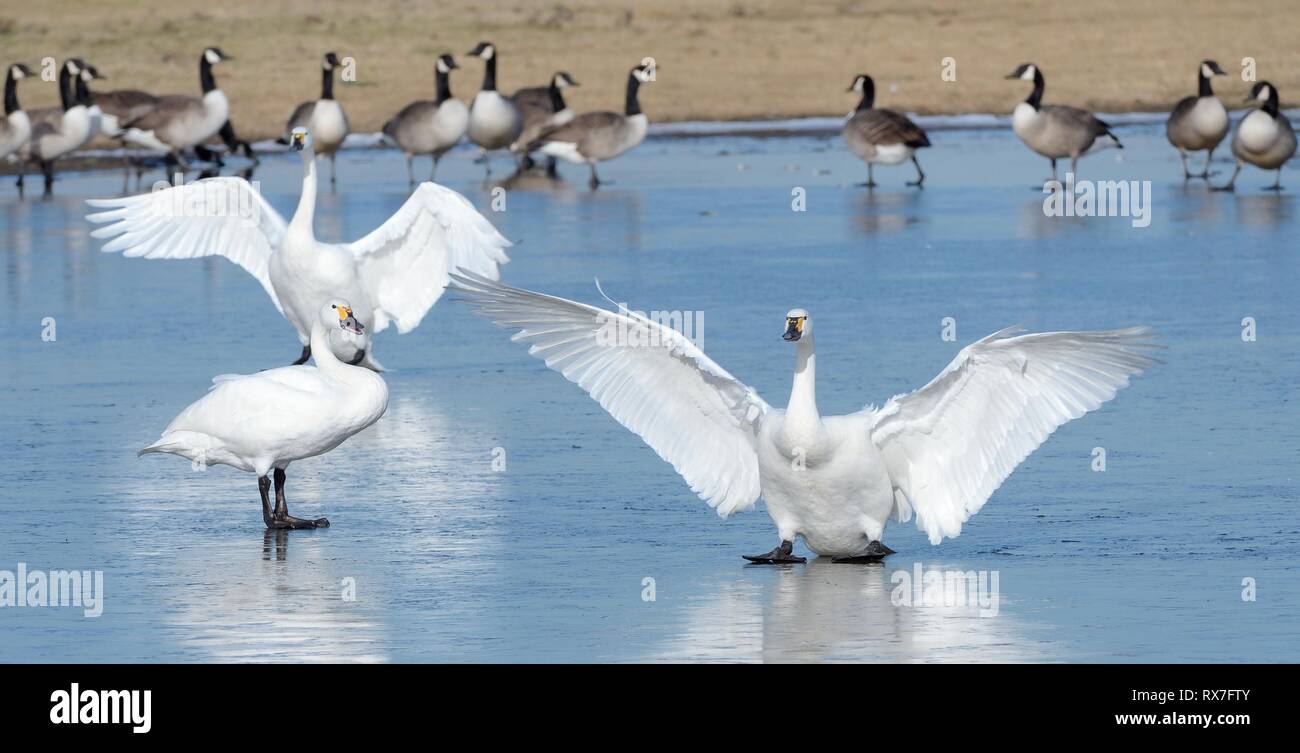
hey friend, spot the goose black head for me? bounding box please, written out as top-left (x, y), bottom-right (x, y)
top-left (1200, 60), bottom-right (1226, 78)
top-left (468, 41), bottom-right (496, 60)
top-left (1006, 63), bottom-right (1038, 81)
top-left (436, 54), bottom-right (458, 74)
top-left (323, 51), bottom-right (341, 70)
top-left (9, 63), bottom-right (33, 80)
top-left (553, 71), bottom-right (579, 88)
top-left (847, 74), bottom-right (873, 93)
top-left (203, 47), bottom-right (232, 65)
top-left (631, 63), bottom-right (654, 84)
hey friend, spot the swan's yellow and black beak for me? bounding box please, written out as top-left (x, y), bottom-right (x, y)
top-left (783, 316), bottom-right (804, 342)
top-left (337, 305), bottom-right (365, 335)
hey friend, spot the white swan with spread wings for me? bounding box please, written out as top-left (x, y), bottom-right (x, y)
top-left (451, 272), bottom-right (1158, 562)
top-left (87, 127), bottom-right (510, 370)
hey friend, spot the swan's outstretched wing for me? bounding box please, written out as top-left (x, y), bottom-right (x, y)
top-left (345, 183), bottom-right (510, 335)
top-left (869, 327), bottom-right (1158, 544)
top-left (451, 272), bottom-right (769, 516)
top-left (85, 177), bottom-right (289, 314)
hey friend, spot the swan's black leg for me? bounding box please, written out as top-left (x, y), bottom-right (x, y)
top-left (347, 349), bottom-right (366, 366)
top-left (291, 345), bottom-right (311, 365)
top-left (743, 539), bottom-right (806, 564)
top-left (258, 475), bottom-right (275, 527)
top-left (268, 468), bottom-right (329, 529)
top-left (832, 540), bottom-right (895, 564)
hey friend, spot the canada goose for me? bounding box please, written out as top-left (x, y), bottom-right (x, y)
top-left (87, 80), bottom-right (158, 141)
top-left (1167, 60), bottom-right (1229, 179)
top-left (117, 47), bottom-right (232, 168)
top-left (283, 52), bottom-right (350, 186)
top-left (87, 128), bottom-right (510, 371)
top-left (466, 42), bottom-right (523, 175)
top-left (0, 63), bottom-right (34, 170)
top-left (510, 71), bottom-right (580, 173)
top-left (530, 63), bottom-right (654, 188)
top-left (842, 74), bottom-right (931, 187)
top-left (450, 272), bottom-right (1156, 561)
top-left (139, 299), bottom-right (388, 530)
top-left (23, 59), bottom-right (95, 195)
top-left (1214, 81), bottom-right (1296, 191)
top-left (382, 54), bottom-right (469, 185)
top-left (1006, 63), bottom-right (1122, 181)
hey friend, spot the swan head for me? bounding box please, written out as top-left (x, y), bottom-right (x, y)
top-left (467, 42), bottom-right (496, 60)
top-left (290, 127), bottom-right (312, 153)
top-left (322, 299), bottom-right (365, 336)
top-left (783, 308), bottom-right (811, 342)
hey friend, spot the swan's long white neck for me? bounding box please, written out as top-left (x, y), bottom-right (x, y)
top-left (308, 321), bottom-right (352, 379)
top-left (288, 149), bottom-right (318, 239)
top-left (786, 335), bottom-right (820, 426)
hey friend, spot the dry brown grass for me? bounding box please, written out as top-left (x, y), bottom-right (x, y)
top-left (5, 0), bottom-right (1297, 142)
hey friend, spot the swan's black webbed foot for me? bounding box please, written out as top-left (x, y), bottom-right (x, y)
top-left (260, 469), bottom-right (330, 530)
top-left (743, 540), bottom-right (806, 564)
top-left (831, 540), bottom-right (895, 563)
top-left (267, 514), bottom-right (330, 530)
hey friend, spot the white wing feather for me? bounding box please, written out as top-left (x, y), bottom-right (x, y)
top-left (85, 178), bottom-right (289, 314)
top-left (870, 327), bottom-right (1158, 544)
top-left (451, 271), bottom-right (769, 516)
top-left (346, 183), bottom-right (510, 335)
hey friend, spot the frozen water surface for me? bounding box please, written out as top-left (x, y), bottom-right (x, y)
top-left (1, 121), bottom-right (1297, 662)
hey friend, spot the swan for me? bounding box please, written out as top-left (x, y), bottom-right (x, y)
top-left (139, 299), bottom-right (389, 530)
top-left (85, 127), bottom-right (510, 370)
top-left (450, 272), bottom-right (1158, 562)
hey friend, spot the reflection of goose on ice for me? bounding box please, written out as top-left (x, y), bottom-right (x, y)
top-left (453, 272), bottom-right (1158, 562)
